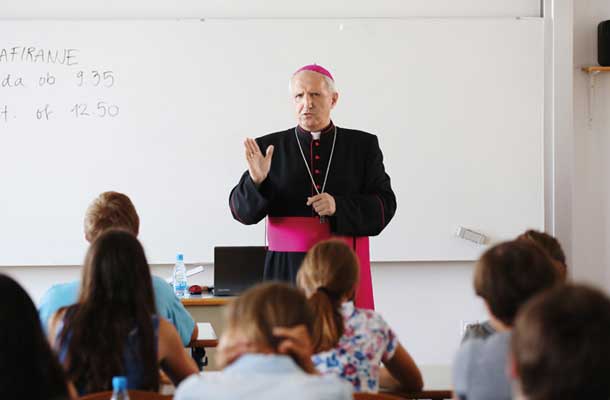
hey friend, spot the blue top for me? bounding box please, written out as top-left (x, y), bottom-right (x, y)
top-left (57, 312), bottom-right (160, 395)
top-left (453, 331), bottom-right (512, 400)
top-left (175, 354), bottom-right (353, 400)
top-left (38, 275), bottom-right (195, 345)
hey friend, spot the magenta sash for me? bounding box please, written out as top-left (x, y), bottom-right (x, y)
top-left (267, 217), bottom-right (375, 310)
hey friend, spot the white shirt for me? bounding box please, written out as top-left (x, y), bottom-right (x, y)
top-left (175, 354), bottom-right (353, 400)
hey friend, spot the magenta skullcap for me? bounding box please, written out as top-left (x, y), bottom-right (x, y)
top-left (293, 64), bottom-right (334, 81)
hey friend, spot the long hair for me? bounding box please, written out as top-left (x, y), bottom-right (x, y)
top-left (296, 239), bottom-right (359, 352)
top-left (0, 274), bottom-right (70, 399)
top-left (225, 282), bottom-right (314, 370)
top-left (58, 230), bottom-right (159, 393)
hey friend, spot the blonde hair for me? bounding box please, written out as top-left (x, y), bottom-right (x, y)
top-left (84, 191), bottom-right (139, 242)
top-left (296, 239), bottom-right (359, 352)
top-left (225, 282), bottom-right (314, 352)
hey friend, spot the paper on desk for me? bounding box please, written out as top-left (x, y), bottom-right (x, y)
top-left (197, 322), bottom-right (217, 340)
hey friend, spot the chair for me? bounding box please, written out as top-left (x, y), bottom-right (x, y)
top-left (80, 390), bottom-right (172, 400)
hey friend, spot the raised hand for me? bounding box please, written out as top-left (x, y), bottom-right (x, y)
top-left (273, 325), bottom-right (317, 374)
top-left (216, 330), bottom-right (255, 369)
top-left (244, 138), bottom-right (274, 185)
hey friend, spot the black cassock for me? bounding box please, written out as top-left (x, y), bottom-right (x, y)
top-left (229, 122), bottom-right (397, 284)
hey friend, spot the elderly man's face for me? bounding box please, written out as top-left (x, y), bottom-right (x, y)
top-left (291, 71), bottom-right (338, 132)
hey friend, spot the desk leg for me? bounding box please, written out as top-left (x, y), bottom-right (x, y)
top-left (191, 347), bottom-right (208, 370)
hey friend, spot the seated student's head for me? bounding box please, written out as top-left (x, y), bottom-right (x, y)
top-left (474, 240), bottom-right (559, 330)
top-left (0, 274), bottom-right (72, 399)
top-left (58, 229), bottom-right (158, 393)
top-left (511, 284), bottom-right (610, 400)
top-left (218, 282), bottom-right (314, 370)
top-left (84, 191), bottom-right (139, 242)
top-left (516, 229), bottom-right (567, 280)
top-left (296, 239), bottom-right (359, 351)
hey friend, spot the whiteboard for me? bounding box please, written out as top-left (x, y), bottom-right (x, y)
top-left (0, 18), bottom-right (544, 265)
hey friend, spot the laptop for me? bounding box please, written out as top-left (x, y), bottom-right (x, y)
top-left (213, 246), bottom-right (267, 296)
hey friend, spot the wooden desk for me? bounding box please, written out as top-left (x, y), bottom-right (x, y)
top-left (189, 322), bottom-right (218, 370)
top-left (382, 365), bottom-right (452, 400)
top-left (191, 322), bottom-right (218, 348)
top-left (383, 389), bottom-right (452, 400)
top-left (182, 297), bottom-right (232, 370)
top-left (181, 294), bottom-right (235, 307)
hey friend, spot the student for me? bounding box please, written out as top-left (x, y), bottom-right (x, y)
top-left (49, 230), bottom-right (198, 395)
top-left (39, 191), bottom-right (197, 345)
top-left (452, 240), bottom-right (559, 400)
top-left (0, 274), bottom-right (77, 400)
top-left (296, 239), bottom-right (423, 393)
top-left (516, 229), bottom-right (568, 279)
top-left (511, 284), bottom-right (610, 400)
top-left (174, 282), bottom-right (353, 400)
top-left (462, 229), bottom-right (568, 342)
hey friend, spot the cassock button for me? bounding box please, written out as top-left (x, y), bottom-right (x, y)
top-left (314, 169), bottom-right (320, 174)
top-left (315, 155), bottom-right (320, 160)
top-left (314, 141), bottom-right (320, 147)
top-left (316, 184), bottom-right (321, 190)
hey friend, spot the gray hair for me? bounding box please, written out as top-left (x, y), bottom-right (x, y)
top-left (288, 72), bottom-right (337, 94)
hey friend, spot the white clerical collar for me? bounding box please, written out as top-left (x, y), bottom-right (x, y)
top-left (311, 131), bottom-right (321, 140)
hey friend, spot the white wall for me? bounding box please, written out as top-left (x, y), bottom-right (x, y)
top-left (1, 0), bottom-right (557, 370)
top-left (4, 0), bottom-right (539, 18)
top-left (573, 0), bottom-right (610, 290)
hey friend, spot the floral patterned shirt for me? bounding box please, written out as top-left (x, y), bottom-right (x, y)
top-left (312, 301), bottom-right (398, 392)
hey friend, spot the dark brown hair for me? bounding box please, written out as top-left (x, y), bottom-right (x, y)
top-left (84, 191), bottom-right (140, 242)
top-left (474, 240), bottom-right (559, 326)
top-left (0, 274), bottom-right (70, 399)
top-left (225, 282), bottom-right (314, 369)
top-left (512, 284), bottom-right (610, 400)
top-left (296, 239), bottom-right (359, 352)
top-left (516, 229), bottom-right (567, 280)
top-left (58, 230), bottom-right (158, 394)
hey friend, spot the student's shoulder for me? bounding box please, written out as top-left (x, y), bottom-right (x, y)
top-left (462, 321), bottom-right (495, 342)
top-left (454, 334), bottom-right (503, 373)
top-left (45, 280), bottom-right (79, 295)
top-left (151, 274), bottom-right (172, 290)
top-left (306, 374), bottom-right (353, 399)
top-left (174, 374), bottom-right (203, 400)
top-left (481, 331), bottom-right (512, 358)
top-left (174, 373), bottom-right (233, 400)
top-left (40, 281), bottom-right (79, 307)
top-left (353, 307), bottom-right (390, 327)
top-left (152, 275), bottom-right (185, 303)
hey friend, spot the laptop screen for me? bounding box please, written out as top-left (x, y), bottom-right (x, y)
top-left (213, 246), bottom-right (267, 296)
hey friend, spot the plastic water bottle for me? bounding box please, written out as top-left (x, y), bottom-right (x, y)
top-left (173, 253), bottom-right (188, 298)
top-left (110, 376), bottom-right (129, 400)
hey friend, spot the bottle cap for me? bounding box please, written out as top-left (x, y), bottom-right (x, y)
top-left (112, 376), bottom-right (127, 391)
top-left (176, 253), bottom-right (184, 262)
